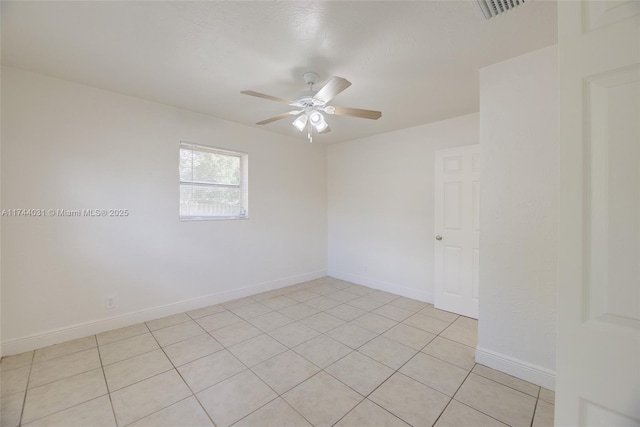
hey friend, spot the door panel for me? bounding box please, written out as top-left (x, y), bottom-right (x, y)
top-left (444, 155), bottom-right (463, 173)
top-left (443, 245), bottom-right (462, 296)
top-left (587, 67), bottom-right (640, 328)
top-left (443, 182), bottom-right (462, 230)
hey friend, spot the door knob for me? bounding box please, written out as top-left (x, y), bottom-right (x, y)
top-left (436, 235), bottom-right (443, 241)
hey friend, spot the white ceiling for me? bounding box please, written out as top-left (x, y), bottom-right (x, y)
top-left (1, 1), bottom-right (557, 144)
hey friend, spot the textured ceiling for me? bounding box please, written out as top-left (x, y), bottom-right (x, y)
top-left (1, 1), bottom-right (557, 144)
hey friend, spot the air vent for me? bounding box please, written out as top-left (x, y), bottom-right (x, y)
top-left (476, 0), bottom-right (528, 20)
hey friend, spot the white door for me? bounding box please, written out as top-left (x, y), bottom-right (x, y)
top-left (434, 145), bottom-right (480, 319)
top-left (557, 1), bottom-right (640, 425)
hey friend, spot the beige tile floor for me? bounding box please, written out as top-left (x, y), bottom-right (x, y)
top-left (0, 277), bottom-right (555, 427)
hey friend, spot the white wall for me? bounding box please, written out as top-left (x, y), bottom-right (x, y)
top-left (1, 67), bottom-right (327, 355)
top-left (477, 45), bottom-right (558, 390)
top-left (327, 113), bottom-right (479, 302)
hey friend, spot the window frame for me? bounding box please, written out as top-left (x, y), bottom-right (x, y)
top-left (178, 141), bottom-right (249, 221)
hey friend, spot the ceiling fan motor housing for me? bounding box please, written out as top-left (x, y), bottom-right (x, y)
top-left (303, 72), bottom-right (319, 86)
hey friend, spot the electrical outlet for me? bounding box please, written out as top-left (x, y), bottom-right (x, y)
top-left (105, 296), bottom-right (116, 310)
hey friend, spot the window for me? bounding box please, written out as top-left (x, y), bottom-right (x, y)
top-left (179, 142), bottom-right (248, 220)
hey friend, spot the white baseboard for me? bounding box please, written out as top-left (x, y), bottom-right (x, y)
top-left (475, 346), bottom-right (556, 391)
top-left (1, 269), bottom-right (327, 357)
top-left (329, 270), bottom-right (433, 303)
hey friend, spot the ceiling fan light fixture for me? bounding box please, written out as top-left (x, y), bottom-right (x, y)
top-left (292, 114), bottom-right (308, 131)
top-left (309, 111), bottom-right (328, 132)
top-left (309, 111), bottom-right (322, 123)
top-left (313, 119), bottom-right (328, 132)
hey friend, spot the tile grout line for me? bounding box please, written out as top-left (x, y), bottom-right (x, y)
top-left (123, 395), bottom-right (197, 427)
top-left (236, 355), bottom-right (316, 427)
top-left (448, 374), bottom-right (520, 426)
top-left (95, 334), bottom-right (121, 427)
top-left (450, 399), bottom-right (512, 426)
top-left (19, 340), bottom-right (97, 366)
top-left (400, 321), bottom-right (469, 423)
top-left (448, 366), bottom-right (539, 426)
top-left (18, 347), bottom-right (103, 391)
top-left (155, 319), bottom-right (209, 347)
top-left (142, 321), bottom-right (218, 427)
top-left (107, 318), bottom-right (214, 359)
top-left (349, 326), bottom-right (445, 416)
top-left (105, 369), bottom-right (188, 425)
top-left (471, 362), bottom-right (542, 401)
top-left (169, 305), bottom-right (323, 373)
top-left (16, 348), bottom-right (35, 427)
top-left (0, 361), bottom-right (33, 375)
top-left (470, 368), bottom-right (541, 398)
top-left (18, 338), bottom-right (107, 427)
top-left (330, 397), bottom-right (407, 427)
top-left (330, 306), bottom-right (475, 426)
top-left (286, 298), bottom-right (425, 426)
top-left (98, 330), bottom-right (148, 348)
top-left (431, 361), bottom-right (478, 427)
top-left (324, 304), bottom-right (430, 426)
top-left (529, 383), bottom-right (542, 427)
top-left (185, 343), bottom-right (297, 427)
top-left (417, 334), bottom-right (481, 376)
top-left (99, 321), bottom-right (186, 424)
top-left (145, 314), bottom-right (193, 333)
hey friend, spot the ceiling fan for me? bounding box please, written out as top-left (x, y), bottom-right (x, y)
top-left (241, 72), bottom-right (382, 142)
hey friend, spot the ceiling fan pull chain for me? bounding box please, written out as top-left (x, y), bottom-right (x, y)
top-left (308, 122), bottom-right (313, 143)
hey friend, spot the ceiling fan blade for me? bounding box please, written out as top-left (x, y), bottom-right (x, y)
top-left (241, 90), bottom-right (294, 105)
top-left (256, 111), bottom-right (300, 125)
top-left (313, 77), bottom-right (352, 104)
top-left (331, 106), bottom-right (382, 120)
